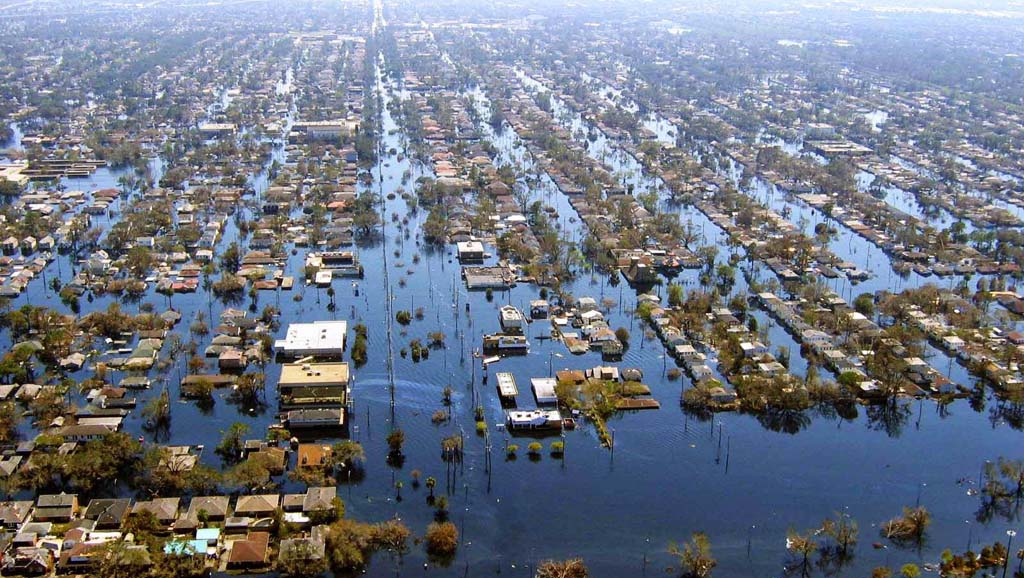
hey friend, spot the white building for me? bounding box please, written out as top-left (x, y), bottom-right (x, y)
top-left (531, 377), bottom-right (558, 405)
top-left (275, 320), bottom-right (348, 358)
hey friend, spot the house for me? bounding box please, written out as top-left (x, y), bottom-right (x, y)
top-left (1, 237), bottom-right (17, 254)
top-left (132, 497), bottom-right (180, 526)
top-left (302, 487), bottom-right (337, 515)
top-left (530, 377), bottom-right (558, 405)
top-left (274, 320), bottom-right (347, 358)
top-left (278, 529), bottom-right (327, 568)
top-left (507, 409), bottom-right (563, 430)
top-left (33, 494), bottom-right (78, 523)
top-left (674, 343), bottom-right (700, 361)
top-left (3, 547), bottom-right (52, 576)
top-left (60, 424), bottom-right (114, 443)
top-left (757, 361), bottom-right (786, 377)
top-left (297, 444), bottom-right (333, 469)
top-left (688, 364), bottom-right (714, 380)
top-left (199, 123), bottom-right (237, 137)
top-left (234, 495), bottom-right (280, 518)
top-left (291, 119), bottom-right (358, 141)
top-left (555, 370), bottom-right (585, 385)
top-left (218, 348), bottom-right (246, 369)
top-left (227, 531), bottom-right (270, 569)
top-left (59, 541), bottom-right (102, 571)
top-left (585, 366), bottom-right (620, 382)
top-left (83, 498), bottom-right (131, 530)
top-left (499, 305), bottom-right (525, 333)
top-left (0, 501), bottom-right (33, 530)
top-left (708, 386), bottom-right (738, 404)
top-left (740, 341), bottom-right (768, 358)
top-left (529, 300), bottom-right (549, 319)
top-left (801, 329), bottom-right (832, 346)
top-left (186, 496), bottom-right (230, 521)
top-left (941, 335), bottom-right (966, 352)
top-left (456, 241), bottom-right (485, 262)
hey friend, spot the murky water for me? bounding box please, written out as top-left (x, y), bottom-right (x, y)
top-left (2, 27), bottom-right (1022, 578)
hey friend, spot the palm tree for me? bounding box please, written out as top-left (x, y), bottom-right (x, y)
top-left (425, 476), bottom-right (437, 498)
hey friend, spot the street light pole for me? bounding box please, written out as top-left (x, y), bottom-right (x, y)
top-left (1004, 530), bottom-right (1016, 578)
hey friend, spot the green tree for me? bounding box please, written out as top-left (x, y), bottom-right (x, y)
top-left (215, 422), bottom-right (250, 464)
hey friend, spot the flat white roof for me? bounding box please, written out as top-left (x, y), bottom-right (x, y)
top-left (275, 320), bottom-right (347, 356)
top-left (531, 377), bottom-right (558, 403)
top-left (457, 241), bottom-right (484, 252)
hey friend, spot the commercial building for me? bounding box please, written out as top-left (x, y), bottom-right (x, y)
top-left (278, 361), bottom-right (350, 410)
top-left (274, 321), bottom-right (347, 358)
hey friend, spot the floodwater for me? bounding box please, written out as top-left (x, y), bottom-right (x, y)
top-left (2, 49), bottom-right (1022, 578)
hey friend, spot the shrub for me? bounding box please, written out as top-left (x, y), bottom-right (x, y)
top-left (351, 334), bottom-right (368, 366)
top-left (881, 506), bottom-right (930, 544)
top-left (425, 522), bottom-right (458, 558)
